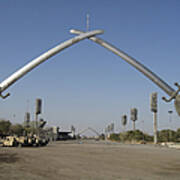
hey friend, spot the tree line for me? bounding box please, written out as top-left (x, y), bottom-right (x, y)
top-left (1, 118), bottom-right (180, 143)
top-left (0, 119), bottom-right (38, 137)
top-left (0, 119), bottom-right (24, 137)
top-left (109, 129), bottom-right (180, 143)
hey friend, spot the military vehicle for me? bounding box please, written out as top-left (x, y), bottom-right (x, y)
top-left (32, 135), bottom-right (49, 147)
top-left (2, 135), bottom-right (48, 147)
top-left (2, 136), bottom-right (18, 147)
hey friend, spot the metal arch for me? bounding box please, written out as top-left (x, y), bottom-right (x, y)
top-left (88, 127), bottom-right (100, 136)
top-left (78, 128), bottom-right (89, 136)
top-left (78, 127), bottom-right (100, 137)
top-left (70, 29), bottom-right (180, 116)
top-left (70, 29), bottom-right (175, 96)
top-left (1, 28), bottom-right (180, 116)
top-left (0, 29), bottom-right (104, 98)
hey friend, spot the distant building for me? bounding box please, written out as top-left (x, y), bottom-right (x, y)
top-left (45, 126), bottom-right (76, 141)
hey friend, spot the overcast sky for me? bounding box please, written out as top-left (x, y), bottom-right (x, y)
top-left (0, 0), bottom-right (180, 135)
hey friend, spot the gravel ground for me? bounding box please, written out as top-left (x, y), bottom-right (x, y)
top-left (0, 140), bottom-right (180, 180)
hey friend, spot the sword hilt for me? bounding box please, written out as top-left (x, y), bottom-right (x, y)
top-left (162, 82), bottom-right (180, 102)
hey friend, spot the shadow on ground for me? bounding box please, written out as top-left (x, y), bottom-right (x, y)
top-left (0, 153), bottom-right (19, 163)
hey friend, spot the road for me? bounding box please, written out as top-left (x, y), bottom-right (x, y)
top-left (0, 140), bottom-right (180, 180)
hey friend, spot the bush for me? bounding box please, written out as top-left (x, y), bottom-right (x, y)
top-left (109, 133), bottom-right (120, 141)
top-left (10, 124), bottom-right (24, 136)
top-left (158, 129), bottom-right (177, 142)
top-left (0, 119), bottom-right (11, 136)
top-left (109, 130), bottom-right (153, 142)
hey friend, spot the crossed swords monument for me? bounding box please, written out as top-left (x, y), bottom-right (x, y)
top-left (0, 23), bottom-right (180, 116)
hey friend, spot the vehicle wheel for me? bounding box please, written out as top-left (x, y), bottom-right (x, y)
top-left (36, 144), bottom-right (39, 147)
top-left (18, 143), bottom-right (22, 147)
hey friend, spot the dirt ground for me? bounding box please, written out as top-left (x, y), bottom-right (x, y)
top-left (0, 140), bottom-right (180, 180)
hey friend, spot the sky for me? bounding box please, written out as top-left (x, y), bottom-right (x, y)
top-left (0, 0), bottom-right (180, 135)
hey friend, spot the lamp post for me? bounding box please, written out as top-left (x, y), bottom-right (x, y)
top-left (130, 108), bottom-right (138, 131)
top-left (168, 110), bottom-right (173, 141)
top-left (150, 92), bottom-right (158, 144)
top-left (168, 110), bottom-right (173, 122)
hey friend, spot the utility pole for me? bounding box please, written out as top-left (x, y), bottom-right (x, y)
top-left (121, 115), bottom-right (127, 132)
top-left (151, 92), bottom-right (158, 144)
top-left (153, 110), bottom-right (158, 144)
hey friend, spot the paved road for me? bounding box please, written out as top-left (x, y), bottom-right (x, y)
top-left (0, 140), bottom-right (180, 180)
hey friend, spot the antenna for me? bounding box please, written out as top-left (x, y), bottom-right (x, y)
top-left (86, 13), bottom-right (90, 32)
top-left (26, 99), bottom-right (30, 112)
